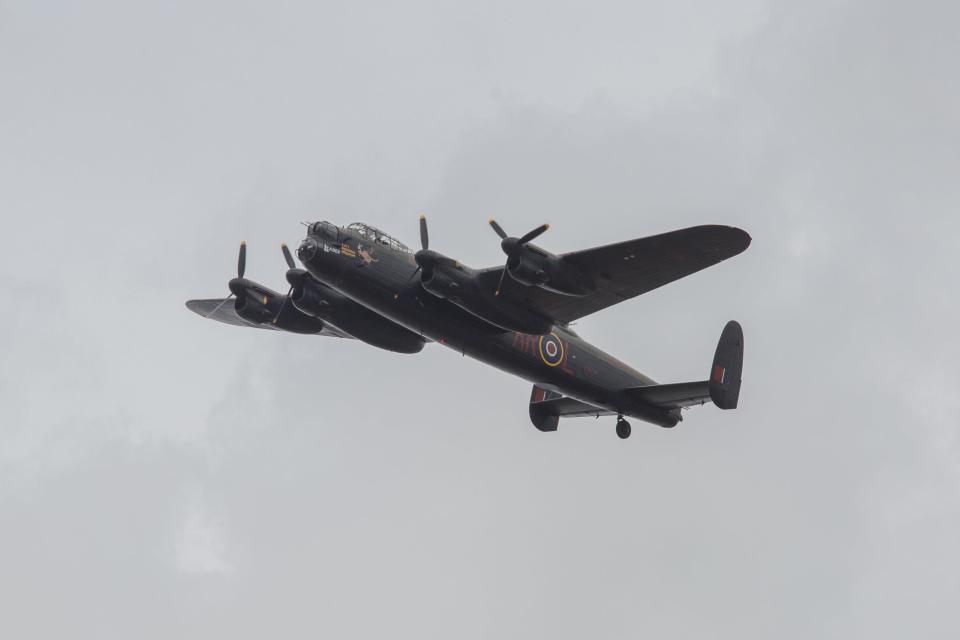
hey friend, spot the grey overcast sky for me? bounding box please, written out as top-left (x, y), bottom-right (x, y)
top-left (1, 0), bottom-right (958, 637)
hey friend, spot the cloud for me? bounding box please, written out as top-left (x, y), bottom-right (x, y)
top-left (1, 0), bottom-right (958, 638)
top-left (176, 497), bottom-right (234, 575)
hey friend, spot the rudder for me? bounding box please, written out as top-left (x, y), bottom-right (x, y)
top-left (709, 320), bottom-right (744, 409)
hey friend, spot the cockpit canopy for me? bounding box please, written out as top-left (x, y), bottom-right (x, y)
top-left (346, 222), bottom-right (412, 253)
top-left (307, 221), bottom-right (412, 254)
top-left (308, 221), bottom-right (339, 241)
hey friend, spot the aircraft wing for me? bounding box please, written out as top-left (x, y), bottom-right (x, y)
top-left (185, 298), bottom-right (352, 338)
top-left (477, 225), bottom-right (750, 324)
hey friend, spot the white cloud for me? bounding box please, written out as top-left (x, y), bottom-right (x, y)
top-left (1, 0), bottom-right (958, 638)
top-left (176, 498), bottom-right (233, 575)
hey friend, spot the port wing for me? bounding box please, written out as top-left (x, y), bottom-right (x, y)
top-left (477, 225), bottom-right (750, 324)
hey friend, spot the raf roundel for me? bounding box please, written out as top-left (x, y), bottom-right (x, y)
top-left (538, 333), bottom-right (565, 367)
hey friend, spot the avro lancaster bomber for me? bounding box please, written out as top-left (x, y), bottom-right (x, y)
top-left (187, 217), bottom-right (749, 439)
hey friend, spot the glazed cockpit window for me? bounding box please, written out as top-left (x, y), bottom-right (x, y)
top-left (347, 223), bottom-right (412, 253)
top-left (310, 221), bottom-right (339, 241)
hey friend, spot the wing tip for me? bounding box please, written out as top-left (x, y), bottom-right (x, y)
top-left (730, 226), bottom-right (751, 253)
top-left (704, 224), bottom-right (752, 256)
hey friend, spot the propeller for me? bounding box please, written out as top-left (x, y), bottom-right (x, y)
top-left (272, 242), bottom-right (305, 324)
top-left (281, 242), bottom-right (296, 270)
top-left (419, 213), bottom-right (429, 251)
top-left (487, 219), bottom-right (549, 295)
top-left (205, 241), bottom-right (246, 317)
top-left (237, 240), bottom-right (247, 278)
top-left (394, 214), bottom-right (433, 299)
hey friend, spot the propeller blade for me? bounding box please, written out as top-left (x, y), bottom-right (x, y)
top-left (238, 241), bottom-right (247, 278)
top-left (495, 267), bottom-right (508, 296)
top-left (488, 218), bottom-right (508, 239)
top-left (518, 224), bottom-right (549, 245)
top-left (205, 293), bottom-right (235, 318)
top-left (419, 214), bottom-right (429, 251)
top-left (272, 287), bottom-right (294, 324)
top-left (394, 265), bottom-right (421, 300)
top-left (281, 243), bottom-right (295, 269)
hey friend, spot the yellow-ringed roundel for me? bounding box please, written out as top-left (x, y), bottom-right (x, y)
top-left (539, 333), bottom-right (565, 367)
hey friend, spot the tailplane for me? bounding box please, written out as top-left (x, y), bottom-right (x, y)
top-left (526, 321), bottom-right (745, 436)
top-left (620, 320), bottom-right (745, 414)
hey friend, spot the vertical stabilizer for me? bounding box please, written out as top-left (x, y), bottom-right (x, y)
top-left (709, 321), bottom-right (744, 409)
top-left (529, 385), bottom-right (562, 431)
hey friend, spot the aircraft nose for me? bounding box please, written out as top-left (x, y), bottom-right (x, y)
top-left (298, 237), bottom-right (319, 262)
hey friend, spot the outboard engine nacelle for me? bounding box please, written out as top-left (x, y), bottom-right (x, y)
top-left (232, 285), bottom-right (274, 325)
top-left (507, 252), bottom-right (594, 296)
top-left (230, 277), bottom-right (325, 334)
top-left (487, 219), bottom-right (594, 296)
top-left (507, 254), bottom-right (549, 288)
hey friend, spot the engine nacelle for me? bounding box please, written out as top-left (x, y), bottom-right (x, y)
top-left (507, 255), bottom-right (548, 287)
top-left (234, 293), bottom-right (274, 325)
top-left (292, 279), bottom-right (425, 354)
top-left (420, 263), bottom-right (471, 300)
top-left (507, 253), bottom-right (594, 296)
top-left (232, 279), bottom-right (325, 334)
top-left (423, 264), bottom-right (553, 335)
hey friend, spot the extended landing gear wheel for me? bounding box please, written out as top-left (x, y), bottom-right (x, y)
top-left (616, 418), bottom-right (631, 440)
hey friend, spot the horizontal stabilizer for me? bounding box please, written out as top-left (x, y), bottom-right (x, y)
top-left (623, 381), bottom-right (711, 409)
top-left (620, 320), bottom-right (744, 413)
top-left (529, 385), bottom-right (613, 432)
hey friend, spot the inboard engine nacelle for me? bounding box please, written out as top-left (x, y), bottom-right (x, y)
top-left (420, 256), bottom-right (553, 335)
top-left (288, 269), bottom-right (425, 354)
top-left (505, 251), bottom-right (594, 296)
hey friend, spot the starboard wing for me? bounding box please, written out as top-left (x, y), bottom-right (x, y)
top-left (186, 298), bottom-right (271, 329)
top-left (185, 298), bottom-right (351, 338)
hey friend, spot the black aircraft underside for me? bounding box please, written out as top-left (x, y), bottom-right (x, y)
top-left (187, 217), bottom-right (749, 439)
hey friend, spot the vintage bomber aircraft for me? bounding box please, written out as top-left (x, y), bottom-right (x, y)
top-left (187, 217), bottom-right (749, 439)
